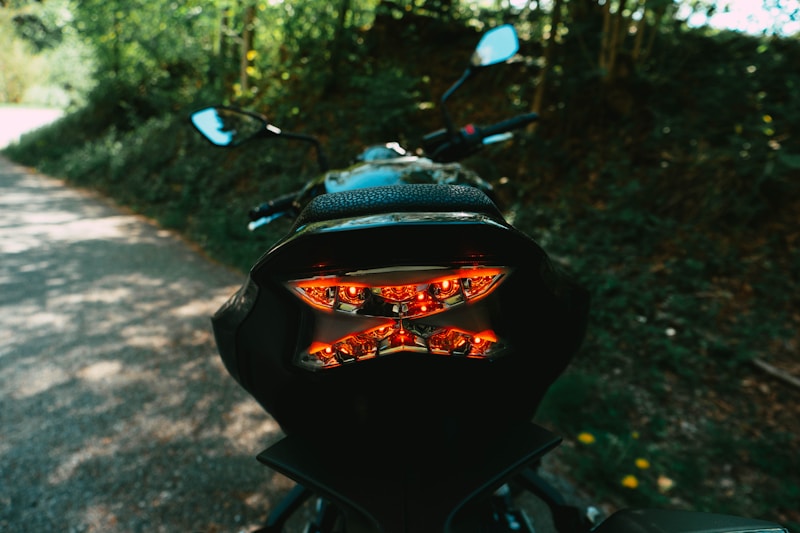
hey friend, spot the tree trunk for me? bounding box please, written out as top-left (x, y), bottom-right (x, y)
top-left (327, 0), bottom-right (352, 91)
top-left (530, 0), bottom-right (564, 126)
top-left (599, 0), bottom-right (630, 81)
top-left (240, 2), bottom-right (256, 93)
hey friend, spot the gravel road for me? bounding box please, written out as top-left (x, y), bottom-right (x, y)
top-left (0, 154), bottom-right (593, 532)
top-left (0, 155), bottom-right (293, 532)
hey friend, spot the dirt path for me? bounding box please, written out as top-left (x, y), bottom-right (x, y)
top-left (0, 156), bottom-right (293, 532)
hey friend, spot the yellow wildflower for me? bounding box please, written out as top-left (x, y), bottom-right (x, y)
top-left (635, 458), bottom-right (650, 469)
top-left (577, 432), bottom-right (596, 444)
top-left (621, 475), bottom-right (639, 489)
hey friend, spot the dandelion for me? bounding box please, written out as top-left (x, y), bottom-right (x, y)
top-left (635, 458), bottom-right (650, 469)
top-left (577, 432), bottom-right (596, 444)
top-left (621, 475), bottom-right (639, 489)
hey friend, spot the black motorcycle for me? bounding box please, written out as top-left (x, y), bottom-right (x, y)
top-left (191, 24), bottom-right (789, 533)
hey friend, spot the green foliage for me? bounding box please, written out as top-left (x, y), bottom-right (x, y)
top-left (0, 0), bottom-right (95, 107)
top-left (0, 10), bottom-right (44, 103)
top-left (3, 2), bottom-right (800, 530)
top-left (8, 2), bottom-right (65, 51)
top-left (63, 0), bottom-right (220, 127)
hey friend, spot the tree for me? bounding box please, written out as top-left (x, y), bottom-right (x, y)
top-left (61, 0), bottom-right (220, 122)
top-left (530, 0), bottom-right (565, 120)
top-left (327, 0), bottom-right (353, 90)
top-left (240, 2), bottom-right (257, 93)
top-left (598, 0), bottom-right (671, 82)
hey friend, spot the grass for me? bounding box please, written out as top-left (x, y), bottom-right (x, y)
top-left (519, 197), bottom-right (800, 529)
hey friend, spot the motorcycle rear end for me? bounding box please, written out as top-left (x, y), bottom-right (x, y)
top-left (191, 24), bottom-right (790, 533)
top-left (212, 181), bottom-right (591, 533)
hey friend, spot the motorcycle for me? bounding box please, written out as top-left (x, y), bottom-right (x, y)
top-left (190, 24), bottom-right (789, 533)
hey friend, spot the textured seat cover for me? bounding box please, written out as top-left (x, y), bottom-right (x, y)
top-left (291, 184), bottom-right (504, 228)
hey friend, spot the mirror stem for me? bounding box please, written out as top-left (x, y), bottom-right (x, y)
top-left (440, 68), bottom-right (472, 141)
top-left (280, 132), bottom-right (330, 172)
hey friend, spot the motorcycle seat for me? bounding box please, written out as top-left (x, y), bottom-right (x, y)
top-left (290, 184), bottom-right (505, 229)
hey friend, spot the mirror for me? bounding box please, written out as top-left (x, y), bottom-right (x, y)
top-left (471, 24), bottom-right (519, 68)
top-left (190, 107), bottom-right (271, 147)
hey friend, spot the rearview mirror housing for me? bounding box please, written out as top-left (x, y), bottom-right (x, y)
top-left (190, 106), bottom-right (273, 147)
top-left (470, 24), bottom-right (519, 68)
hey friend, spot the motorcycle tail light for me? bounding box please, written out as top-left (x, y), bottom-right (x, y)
top-left (287, 267), bottom-right (509, 371)
top-left (298, 323), bottom-right (503, 370)
top-left (288, 267), bottom-right (506, 318)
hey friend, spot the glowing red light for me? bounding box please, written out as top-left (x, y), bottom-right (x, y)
top-left (287, 267), bottom-right (508, 318)
top-left (379, 284), bottom-right (419, 302)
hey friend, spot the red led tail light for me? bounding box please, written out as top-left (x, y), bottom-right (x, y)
top-left (288, 267), bottom-right (506, 318)
top-left (297, 322), bottom-right (504, 370)
top-left (286, 267), bottom-right (509, 371)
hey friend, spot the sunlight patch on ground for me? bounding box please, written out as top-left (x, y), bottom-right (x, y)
top-left (49, 443), bottom-right (118, 485)
top-left (224, 399), bottom-right (282, 449)
top-left (8, 365), bottom-right (71, 399)
top-left (171, 293), bottom-right (239, 319)
top-left (1, 213), bottom-right (145, 254)
top-left (119, 324), bottom-right (172, 350)
top-left (77, 360), bottom-right (124, 382)
top-left (10, 307), bottom-right (71, 330)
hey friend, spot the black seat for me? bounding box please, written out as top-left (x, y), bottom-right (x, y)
top-left (291, 184), bottom-right (504, 229)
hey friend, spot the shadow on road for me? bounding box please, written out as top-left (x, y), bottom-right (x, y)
top-left (0, 157), bottom-right (292, 532)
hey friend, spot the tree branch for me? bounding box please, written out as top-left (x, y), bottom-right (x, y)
top-left (752, 358), bottom-right (800, 390)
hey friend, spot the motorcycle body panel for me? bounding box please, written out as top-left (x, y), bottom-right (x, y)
top-left (257, 422), bottom-right (562, 533)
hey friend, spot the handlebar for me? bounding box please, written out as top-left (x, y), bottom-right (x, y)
top-left (422, 112), bottom-right (538, 163)
top-left (480, 113), bottom-right (539, 138)
top-left (247, 112), bottom-right (538, 230)
top-left (247, 191), bottom-right (299, 231)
